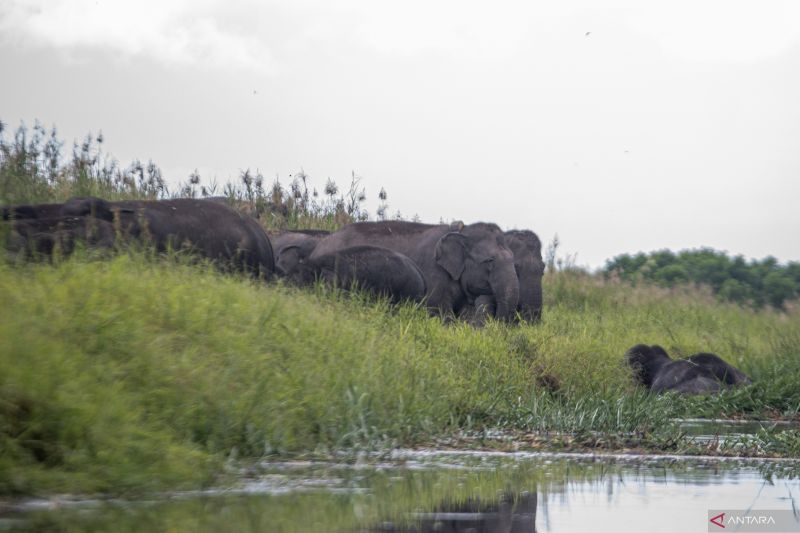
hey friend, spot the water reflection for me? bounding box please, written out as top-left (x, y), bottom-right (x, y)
top-left (3, 452), bottom-right (800, 532)
top-left (368, 492), bottom-right (537, 532)
top-left (679, 418), bottom-right (800, 445)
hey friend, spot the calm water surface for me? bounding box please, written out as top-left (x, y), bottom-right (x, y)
top-left (3, 450), bottom-right (800, 532)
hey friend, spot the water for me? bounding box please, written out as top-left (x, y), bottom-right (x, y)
top-left (3, 450), bottom-right (800, 532)
top-left (679, 418), bottom-right (799, 445)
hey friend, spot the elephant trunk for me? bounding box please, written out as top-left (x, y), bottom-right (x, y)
top-left (489, 257), bottom-right (520, 322)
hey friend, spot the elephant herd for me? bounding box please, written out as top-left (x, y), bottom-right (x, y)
top-left (2, 196), bottom-right (751, 395)
top-left (3, 196), bottom-right (545, 324)
top-left (2, 197), bottom-right (276, 278)
top-left (273, 221), bottom-right (544, 323)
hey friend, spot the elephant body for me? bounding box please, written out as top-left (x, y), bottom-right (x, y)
top-left (625, 344), bottom-right (751, 395)
top-left (4, 215), bottom-right (116, 258)
top-left (505, 230), bottom-right (544, 322)
top-left (311, 221), bottom-right (520, 320)
top-left (684, 353), bottom-right (753, 386)
top-left (313, 245), bottom-right (426, 303)
top-left (2, 202), bottom-right (66, 221)
top-left (4, 196), bottom-right (276, 278)
top-left (272, 228), bottom-right (426, 303)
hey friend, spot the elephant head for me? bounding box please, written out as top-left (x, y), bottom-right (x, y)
top-left (505, 230), bottom-right (545, 322)
top-left (625, 344), bottom-right (672, 388)
top-left (434, 223), bottom-right (520, 321)
top-left (271, 230), bottom-right (330, 285)
top-left (274, 243), bottom-right (317, 284)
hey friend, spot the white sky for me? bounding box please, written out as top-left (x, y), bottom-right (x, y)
top-left (2, 0), bottom-right (799, 268)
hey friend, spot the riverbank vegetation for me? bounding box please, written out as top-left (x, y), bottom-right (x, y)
top-left (0, 120), bottom-right (382, 232)
top-left (1, 253), bottom-right (798, 496)
top-left (2, 121), bottom-right (799, 496)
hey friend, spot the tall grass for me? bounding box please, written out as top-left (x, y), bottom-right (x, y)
top-left (0, 120), bottom-right (382, 233)
top-left (1, 254), bottom-right (799, 496)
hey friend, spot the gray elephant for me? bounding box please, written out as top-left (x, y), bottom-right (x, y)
top-left (625, 344), bottom-right (752, 395)
top-left (4, 214), bottom-right (116, 259)
top-left (271, 229), bottom-right (331, 285)
top-left (2, 202), bottom-right (65, 221)
top-left (313, 245), bottom-right (427, 303)
top-left (506, 230), bottom-right (544, 321)
top-left (458, 229), bottom-right (544, 325)
top-left (36, 196), bottom-right (277, 278)
top-left (310, 221), bottom-right (520, 320)
top-left (272, 229), bottom-right (426, 303)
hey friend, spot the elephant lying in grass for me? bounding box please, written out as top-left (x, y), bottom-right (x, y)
top-left (272, 230), bottom-right (426, 303)
top-left (625, 344), bottom-right (752, 394)
top-left (3, 196), bottom-right (276, 279)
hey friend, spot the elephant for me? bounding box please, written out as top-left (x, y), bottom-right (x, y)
top-left (4, 214), bottom-right (116, 259)
top-left (505, 230), bottom-right (545, 322)
top-left (270, 229), bottom-right (331, 284)
top-left (6, 196), bottom-right (276, 278)
top-left (313, 245), bottom-right (427, 303)
top-left (272, 229), bottom-right (426, 303)
top-left (2, 202), bottom-right (65, 221)
top-left (457, 229), bottom-right (544, 325)
top-left (310, 221), bottom-right (520, 321)
top-left (625, 344), bottom-right (752, 395)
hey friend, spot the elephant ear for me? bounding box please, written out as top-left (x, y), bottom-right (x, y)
top-left (278, 244), bottom-right (304, 265)
top-left (278, 243), bottom-right (301, 256)
top-left (435, 232), bottom-right (468, 280)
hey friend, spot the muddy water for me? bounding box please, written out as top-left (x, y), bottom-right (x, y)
top-left (3, 450), bottom-right (800, 532)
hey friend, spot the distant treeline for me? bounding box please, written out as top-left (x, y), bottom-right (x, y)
top-left (604, 249), bottom-right (800, 309)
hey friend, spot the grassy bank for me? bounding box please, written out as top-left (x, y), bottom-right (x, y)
top-left (1, 254), bottom-right (799, 496)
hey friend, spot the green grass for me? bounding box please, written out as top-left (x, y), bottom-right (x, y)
top-left (1, 256), bottom-right (799, 497)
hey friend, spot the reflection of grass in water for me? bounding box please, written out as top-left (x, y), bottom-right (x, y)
top-left (15, 455), bottom-right (800, 532)
top-left (1, 254), bottom-right (799, 496)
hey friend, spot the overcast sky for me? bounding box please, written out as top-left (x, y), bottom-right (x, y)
top-left (2, 1), bottom-right (799, 268)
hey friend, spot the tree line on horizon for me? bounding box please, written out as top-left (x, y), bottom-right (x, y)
top-left (603, 248), bottom-right (800, 309)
